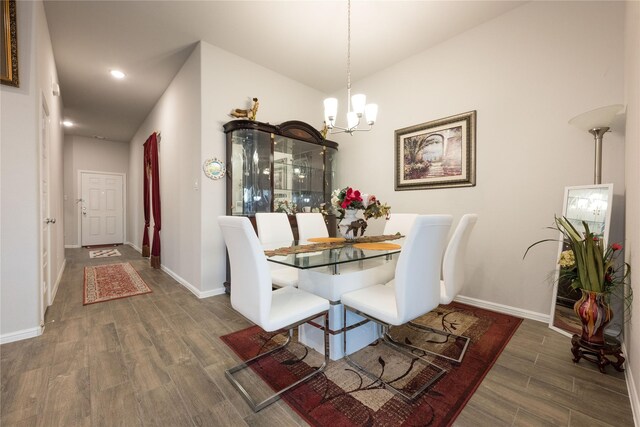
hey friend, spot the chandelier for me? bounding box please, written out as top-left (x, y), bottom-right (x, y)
top-left (323, 0), bottom-right (378, 135)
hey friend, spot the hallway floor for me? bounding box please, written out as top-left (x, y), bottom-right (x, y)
top-left (0, 246), bottom-right (634, 426)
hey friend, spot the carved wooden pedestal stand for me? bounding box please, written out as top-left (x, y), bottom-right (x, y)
top-left (571, 334), bottom-right (625, 374)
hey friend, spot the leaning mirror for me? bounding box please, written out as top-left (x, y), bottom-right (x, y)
top-left (549, 184), bottom-right (613, 337)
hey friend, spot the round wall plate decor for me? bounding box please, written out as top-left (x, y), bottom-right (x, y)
top-left (203, 158), bottom-right (226, 180)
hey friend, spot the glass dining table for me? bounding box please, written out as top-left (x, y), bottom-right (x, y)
top-left (264, 237), bottom-right (404, 360)
top-left (265, 238), bottom-right (403, 274)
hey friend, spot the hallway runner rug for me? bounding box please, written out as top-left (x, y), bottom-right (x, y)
top-left (83, 262), bottom-right (152, 305)
top-left (89, 249), bottom-right (122, 258)
top-left (221, 302), bottom-right (522, 427)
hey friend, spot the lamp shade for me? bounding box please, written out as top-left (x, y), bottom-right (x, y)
top-left (365, 104), bottom-right (378, 125)
top-left (568, 104), bottom-right (624, 131)
top-left (347, 112), bottom-right (359, 130)
top-left (351, 94), bottom-right (366, 115)
top-left (324, 98), bottom-right (338, 123)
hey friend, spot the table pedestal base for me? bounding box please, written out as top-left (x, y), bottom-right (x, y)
top-left (571, 334), bottom-right (625, 374)
top-left (297, 263), bottom-right (395, 360)
top-left (299, 304), bottom-right (380, 361)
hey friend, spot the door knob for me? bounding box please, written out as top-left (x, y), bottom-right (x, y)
top-left (44, 218), bottom-right (56, 224)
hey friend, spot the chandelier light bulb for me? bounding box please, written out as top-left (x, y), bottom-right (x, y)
top-left (324, 98), bottom-right (338, 126)
top-left (351, 94), bottom-right (366, 116)
top-left (365, 104), bottom-right (378, 125)
top-left (347, 112), bottom-right (359, 130)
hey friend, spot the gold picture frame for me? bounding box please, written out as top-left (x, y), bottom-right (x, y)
top-left (1, 0), bottom-right (18, 87)
top-left (395, 111), bottom-right (476, 190)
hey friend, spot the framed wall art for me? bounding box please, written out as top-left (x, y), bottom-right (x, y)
top-left (1, 0), bottom-right (19, 87)
top-left (395, 110), bottom-right (476, 190)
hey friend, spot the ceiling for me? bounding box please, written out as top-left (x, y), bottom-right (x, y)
top-left (43, 1), bottom-right (524, 142)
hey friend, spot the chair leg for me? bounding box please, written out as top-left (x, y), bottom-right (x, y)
top-left (386, 321), bottom-right (471, 364)
top-left (342, 306), bottom-right (445, 402)
top-left (225, 312), bottom-right (330, 412)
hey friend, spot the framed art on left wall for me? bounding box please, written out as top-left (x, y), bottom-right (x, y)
top-left (1, 0), bottom-right (19, 87)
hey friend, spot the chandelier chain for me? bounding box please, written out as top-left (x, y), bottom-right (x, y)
top-left (322, 0), bottom-right (377, 134)
top-left (347, 0), bottom-right (351, 112)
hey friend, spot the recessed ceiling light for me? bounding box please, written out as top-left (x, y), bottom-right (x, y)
top-left (110, 69), bottom-right (126, 79)
top-left (63, 120), bottom-right (74, 127)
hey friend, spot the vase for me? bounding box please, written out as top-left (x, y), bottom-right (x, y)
top-left (338, 209), bottom-right (366, 240)
top-left (573, 289), bottom-right (611, 346)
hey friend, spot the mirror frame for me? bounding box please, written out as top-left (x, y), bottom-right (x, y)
top-left (549, 183), bottom-right (614, 337)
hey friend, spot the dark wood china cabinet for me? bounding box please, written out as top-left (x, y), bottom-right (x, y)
top-left (222, 120), bottom-right (338, 292)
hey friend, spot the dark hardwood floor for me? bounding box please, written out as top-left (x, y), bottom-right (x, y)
top-left (0, 246), bottom-right (634, 426)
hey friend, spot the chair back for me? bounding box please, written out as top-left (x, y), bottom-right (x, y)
top-left (383, 213), bottom-right (418, 236)
top-left (256, 212), bottom-right (294, 245)
top-left (441, 214), bottom-right (478, 304)
top-left (394, 215), bottom-right (452, 323)
top-left (295, 213), bottom-right (329, 241)
top-left (218, 216), bottom-right (273, 327)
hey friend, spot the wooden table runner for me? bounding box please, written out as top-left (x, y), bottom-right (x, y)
top-left (264, 234), bottom-right (403, 257)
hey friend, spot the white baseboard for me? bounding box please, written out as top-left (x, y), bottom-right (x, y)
top-left (454, 295), bottom-right (550, 323)
top-left (125, 242), bottom-right (224, 299)
top-left (621, 342), bottom-right (640, 427)
top-left (49, 258), bottom-right (66, 306)
top-left (64, 244), bottom-right (81, 249)
top-left (0, 326), bottom-right (43, 344)
top-left (159, 264), bottom-right (225, 299)
top-left (126, 242), bottom-right (142, 253)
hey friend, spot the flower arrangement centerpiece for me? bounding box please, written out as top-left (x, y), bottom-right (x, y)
top-left (331, 187), bottom-right (391, 239)
top-left (274, 199), bottom-right (297, 215)
top-left (525, 216), bottom-right (631, 345)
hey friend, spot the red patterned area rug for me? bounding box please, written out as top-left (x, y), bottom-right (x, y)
top-left (221, 302), bottom-right (522, 426)
top-left (83, 262), bottom-right (152, 305)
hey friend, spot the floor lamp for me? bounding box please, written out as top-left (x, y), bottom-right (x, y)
top-left (568, 104), bottom-right (624, 184)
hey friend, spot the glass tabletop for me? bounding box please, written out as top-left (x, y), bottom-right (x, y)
top-left (264, 238), bottom-right (404, 270)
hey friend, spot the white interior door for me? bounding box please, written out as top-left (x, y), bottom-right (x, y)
top-left (40, 100), bottom-right (52, 320)
top-left (81, 172), bottom-right (124, 246)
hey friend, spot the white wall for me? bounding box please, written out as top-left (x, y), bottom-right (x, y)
top-left (624, 0), bottom-right (640, 421)
top-left (335, 1), bottom-right (626, 317)
top-left (199, 41), bottom-right (325, 294)
top-left (128, 43), bottom-right (203, 291)
top-left (63, 135), bottom-right (129, 246)
top-left (1, 0), bottom-right (65, 342)
top-left (128, 41), bottom-right (326, 297)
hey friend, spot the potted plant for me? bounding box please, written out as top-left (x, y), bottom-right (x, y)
top-left (525, 216), bottom-right (631, 345)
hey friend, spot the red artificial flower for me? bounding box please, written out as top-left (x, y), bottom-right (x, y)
top-left (605, 274), bottom-right (613, 283)
top-left (611, 243), bottom-right (622, 251)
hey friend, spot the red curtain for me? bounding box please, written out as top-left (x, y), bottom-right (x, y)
top-left (142, 132), bottom-right (161, 268)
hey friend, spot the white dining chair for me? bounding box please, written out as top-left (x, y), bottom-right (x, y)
top-left (383, 213), bottom-right (418, 236)
top-left (218, 216), bottom-right (330, 412)
top-left (360, 213), bottom-right (419, 285)
top-left (392, 214), bottom-right (478, 363)
top-left (341, 214), bottom-right (452, 401)
top-left (295, 212), bottom-right (329, 242)
top-left (255, 212), bottom-right (299, 287)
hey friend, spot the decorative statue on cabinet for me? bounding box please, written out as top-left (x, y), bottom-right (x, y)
top-left (230, 97), bottom-right (259, 121)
